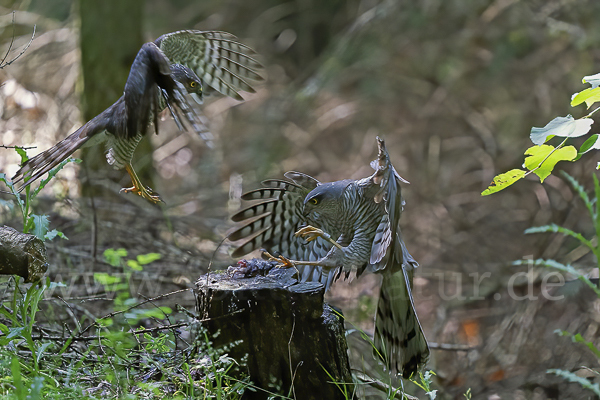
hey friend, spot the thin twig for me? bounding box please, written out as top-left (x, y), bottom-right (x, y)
top-left (56, 295), bottom-right (83, 333)
top-left (0, 145), bottom-right (36, 150)
top-left (78, 288), bottom-right (188, 336)
top-left (128, 322), bottom-right (188, 336)
top-left (17, 322), bottom-right (190, 342)
top-left (287, 314), bottom-right (298, 400)
top-left (139, 292), bottom-right (180, 349)
top-left (0, 12), bottom-right (36, 68)
top-left (352, 371), bottom-right (417, 400)
top-left (0, 11), bottom-right (17, 66)
top-left (428, 341), bottom-right (474, 351)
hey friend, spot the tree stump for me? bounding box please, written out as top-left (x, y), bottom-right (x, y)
top-left (195, 261), bottom-right (354, 399)
top-left (0, 226), bottom-right (48, 282)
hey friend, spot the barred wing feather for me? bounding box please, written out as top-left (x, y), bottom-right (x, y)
top-left (155, 30), bottom-right (263, 101)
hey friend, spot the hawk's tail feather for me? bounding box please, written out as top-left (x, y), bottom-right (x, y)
top-left (11, 126), bottom-right (92, 191)
top-left (374, 269), bottom-right (429, 379)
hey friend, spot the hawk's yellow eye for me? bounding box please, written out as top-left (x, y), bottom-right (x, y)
top-left (309, 198), bottom-right (318, 205)
top-left (190, 81), bottom-right (197, 88)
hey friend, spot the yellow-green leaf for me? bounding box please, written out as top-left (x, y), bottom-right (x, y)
top-left (523, 145), bottom-right (577, 182)
top-left (571, 87), bottom-right (600, 108)
top-left (93, 273), bottom-right (121, 285)
top-left (126, 259), bottom-right (143, 271)
top-left (136, 253), bottom-right (161, 265)
top-left (481, 169), bottom-right (526, 196)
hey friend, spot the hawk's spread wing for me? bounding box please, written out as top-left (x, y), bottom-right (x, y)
top-left (230, 172), bottom-right (319, 257)
top-left (155, 30), bottom-right (263, 101)
top-left (230, 171), bottom-right (344, 288)
top-left (123, 42), bottom-right (171, 140)
top-left (367, 137), bottom-right (417, 273)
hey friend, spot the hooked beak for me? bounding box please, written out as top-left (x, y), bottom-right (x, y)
top-left (302, 205), bottom-right (319, 222)
top-left (301, 206), bottom-right (309, 218)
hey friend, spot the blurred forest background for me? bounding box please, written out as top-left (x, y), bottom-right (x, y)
top-left (1, 0), bottom-right (600, 398)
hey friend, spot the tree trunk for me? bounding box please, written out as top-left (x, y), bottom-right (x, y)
top-left (195, 262), bottom-right (354, 400)
top-left (78, 1), bottom-right (153, 197)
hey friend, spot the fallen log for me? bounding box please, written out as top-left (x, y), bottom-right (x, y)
top-left (0, 225), bottom-right (48, 282)
top-left (195, 260), bottom-right (354, 399)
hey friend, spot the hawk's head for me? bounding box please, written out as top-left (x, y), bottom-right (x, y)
top-left (170, 63), bottom-right (203, 104)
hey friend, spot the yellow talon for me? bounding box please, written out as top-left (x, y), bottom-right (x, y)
top-left (295, 225), bottom-right (325, 242)
top-left (119, 185), bottom-right (163, 203)
top-left (121, 164), bottom-right (164, 204)
top-left (294, 226), bottom-right (343, 250)
top-left (261, 250), bottom-right (296, 268)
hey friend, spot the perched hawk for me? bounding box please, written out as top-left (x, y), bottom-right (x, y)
top-left (230, 137), bottom-right (429, 379)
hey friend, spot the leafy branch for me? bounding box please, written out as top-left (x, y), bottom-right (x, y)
top-left (0, 147), bottom-right (77, 240)
top-left (483, 73), bottom-right (600, 195)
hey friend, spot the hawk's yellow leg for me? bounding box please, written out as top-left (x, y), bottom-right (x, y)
top-left (120, 163), bottom-right (163, 204)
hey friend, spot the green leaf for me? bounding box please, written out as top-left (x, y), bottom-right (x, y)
top-left (583, 72), bottom-right (600, 89)
top-left (15, 147), bottom-right (29, 163)
top-left (524, 224), bottom-right (593, 249)
top-left (571, 87), bottom-right (600, 108)
top-left (11, 357), bottom-right (25, 399)
top-left (548, 369), bottom-right (600, 395)
top-left (530, 115), bottom-right (594, 145)
top-left (48, 281), bottom-right (67, 289)
top-left (126, 259), bottom-right (143, 271)
top-left (481, 169), bottom-right (526, 196)
top-left (93, 272), bottom-right (121, 285)
top-left (44, 229), bottom-right (68, 241)
top-left (29, 376), bottom-right (45, 399)
top-left (33, 157), bottom-right (80, 198)
top-left (576, 134), bottom-right (600, 161)
top-left (560, 171), bottom-right (594, 220)
top-left (30, 214), bottom-right (50, 240)
top-left (513, 259), bottom-right (600, 297)
top-left (35, 341), bottom-right (53, 364)
top-left (97, 318), bottom-right (113, 327)
top-left (523, 145), bottom-right (577, 182)
top-left (103, 248), bottom-right (128, 267)
top-left (137, 252), bottom-right (161, 265)
top-left (0, 172), bottom-right (26, 215)
top-left (6, 327), bottom-right (25, 340)
top-left (555, 330), bottom-right (600, 358)
top-left (158, 306), bottom-right (172, 314)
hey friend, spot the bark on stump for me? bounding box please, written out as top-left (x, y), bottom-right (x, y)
top-left (0, 226), bottom-right (48, 282)
top-left (195, 262), bottom-right (354, 399)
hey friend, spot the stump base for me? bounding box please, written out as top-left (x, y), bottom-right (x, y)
top-left (195, 263), bottom-right (354, 399)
